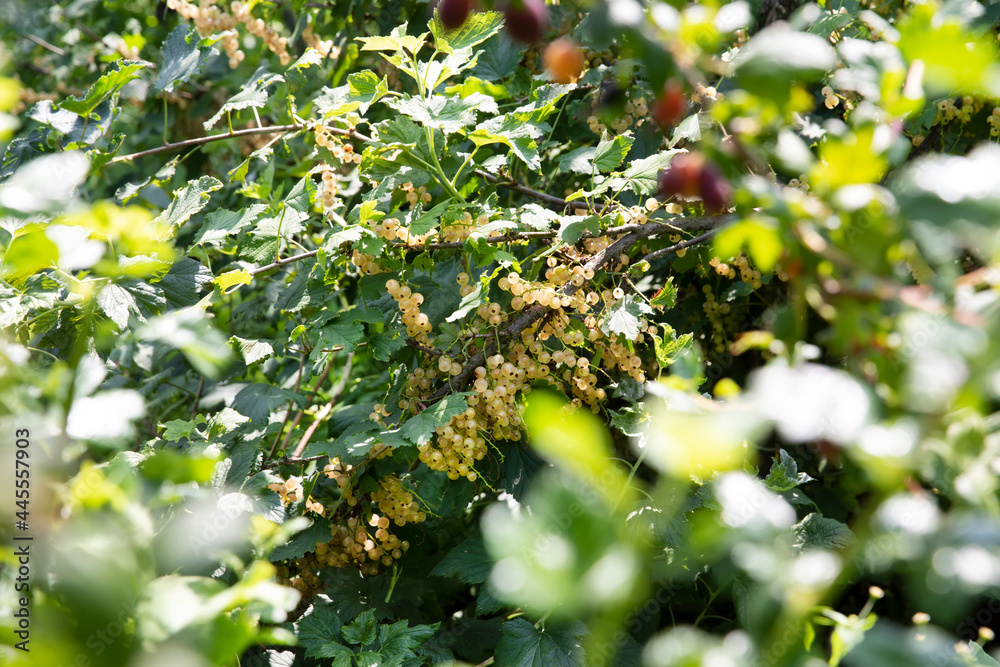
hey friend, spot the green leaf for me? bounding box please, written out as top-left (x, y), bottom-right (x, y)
top-left (153, 25), bottom-right (219, 93)
top-left (229, 142), bottom-right (274, 184)
top-left (296, 602), bottom-right (349, 659)
top-left (764, 449), bottom-right (815, 492)
top-left (734, 24), bottom-right (837, 86)
top-left (141, 448), bottom-right (218, 484)
top-left (271, 518), bottom-right (335, 562)
top-left (602, 150), bottom-right (681, 196)
top-left (357, 23), bottom-right (427, 55)
top-left (231, 382), bottom-right (304, 424)
top-left (400, 393), bottom-right (471, 446)
top-left (430, 533), bottom-right (491, 584)
top-left (204, 66), bottom-right (284, 130)
top-left (475, 31), bottom-right (526, 80)
top-left (446, 280), bottom-right (486, 323)
top-left (431, 10), bottom-right (504, 54)
top-left (194, 203), bottom-right (266, 246)
top-left (97, 282), bottom-right (144, 329)
top-left (376, 619), bottom-right (439, 667)
top-left (284, 175), bottom-right (317, 214)
top-left (161, 417), bottom-right (203, 443)
top-left (495, 619), bottom-right (588, 667)
top-left (608, 405), bottom-right (647, 437)
top-left (968, 642), bottom-right (1000, 667)
top-left (593, 132), bottom-right (635, 173)
top-left (347, 70), bottom-right (390, 114)
top-left (558, 146), bottom-right (597, 174)
top-left (476, 583), bottom-right (507, 616)
top-left (599, 295), bottom-right (652, 340)
top-left (897, 2), bottom-right (1000, 96)
top-left (559, 215), bottom-right (601, 244)
top-left (792, 513), bottom-right (854, 552)
top-left (1, 229), bottom-right (59, 280)
top-left (286, 48), bottom-right (324, 89)
top-left (59, 60), bottom-right (150, 117)
top-left (312, 319), bottom-right (366, 359)
top-left (809, 127), bottom-right (889, 192)
top-left (650, 280), bottom-right (677, 310)
top-left (446, 76), bottom-right (510, 101)
top-left (207, 408), bottom-right (250, 440)
top-left (369, 330), bottom-right (407, 362)
top-left (137, 307), bottom-right (233, 378)
top-left (653, 328), bottom-right (692, 370)
top-left (214, 269), bottom-right (252, 295)
top-left (387, 93), bottom-right (498, 135)
top-left (27, 99), bottom-right (112, 145)
top-left (155, 257), bottom-right (213, 308)
top-left (231, 336), bottom-right (274, 365)
top-left (343, 609), bottom-right (378, 646)
top-left (408, 200), bottom-right (453, 236)
top-left (471, 111), bottom-right (545, 171)
top-left (497, 440), bottom-right (543, 499)
top-left (713, 217), bottom-right (783, 272)
top-left (243, 213), bottom-right (307, 264)
top-left (154, 176), bottom-right (223, 227)
top-left (670, 113), bottom-right (703, 146)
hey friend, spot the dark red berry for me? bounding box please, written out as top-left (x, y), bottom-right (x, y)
top-left (658, 153), bottom-right (731, 213)
top-left (658, 153), bottom-right (704, 200)
top-left (438, 0), bottom-right (472, 31)
top-left (503, 0), bottom-right (549, 43)
top-left (651, 79), bottom-right (687, 128)
top-left (698, 161), bottom-right (731, 213)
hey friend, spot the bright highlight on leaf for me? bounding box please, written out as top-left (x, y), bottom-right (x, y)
top-left (524, 391), bottom-right (632, 506)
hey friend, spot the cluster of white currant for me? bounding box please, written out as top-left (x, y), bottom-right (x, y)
top-left (166, 0), bottom-right (291, 68)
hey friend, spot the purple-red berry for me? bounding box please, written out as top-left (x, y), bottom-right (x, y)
top-left (503, 0), bottom-right (549, 43)
top-left (651, 79), bottom-right (687, 128)
top-left (698, 161), bottom-right (731, 213)
top-left (438, 0), bottom-right (472, 31)
top-left (658, 153), bottom-right (731, 213)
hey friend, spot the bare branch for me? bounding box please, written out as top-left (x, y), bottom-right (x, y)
top-left (249, 249), bottom-right (320, 276)
top-left (419, 215), bottom-right (733, 403)
top-left (473, 169), bottom-right (568, 208)
top-left (639, 227), bottom-right (725, 265)
top-left (291, 352), bottom-right (355, 459)
top-left (110, 123), bottom-right (304, 164)
top-left (26, 34), bottom-right (67, 57)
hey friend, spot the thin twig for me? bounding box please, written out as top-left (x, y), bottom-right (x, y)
top-left (276, 350), bottom-right (338, 456)
top-left (109, 123), bottom-right (304, 163)
top-left (26, 34), bottom-right (67, 57)
top-left (263, 453), bottom-right (329, 469)
top-left (405, 339), bottom-right (443, 356)
top-left (474, 169), bottom-right (569, 208)
top-left (250, 249), bottom-right (320, 276)
top-left (291, 352), bottom-right (354, 459)
top-left (190, 376), bottom-right (204, 420)
top-left (268, 350), bottom-right (309, 460)
top-left (639, 227), bottom-right (724, 265)
top-left (391, 215), bottom-right (732, 252)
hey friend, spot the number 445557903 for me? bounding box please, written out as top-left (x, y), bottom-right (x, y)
top-left (15, 429), bottom-right (29, 528)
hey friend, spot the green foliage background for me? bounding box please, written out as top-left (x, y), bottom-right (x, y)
top-left (2, 0), bottom-right (1000, 666)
